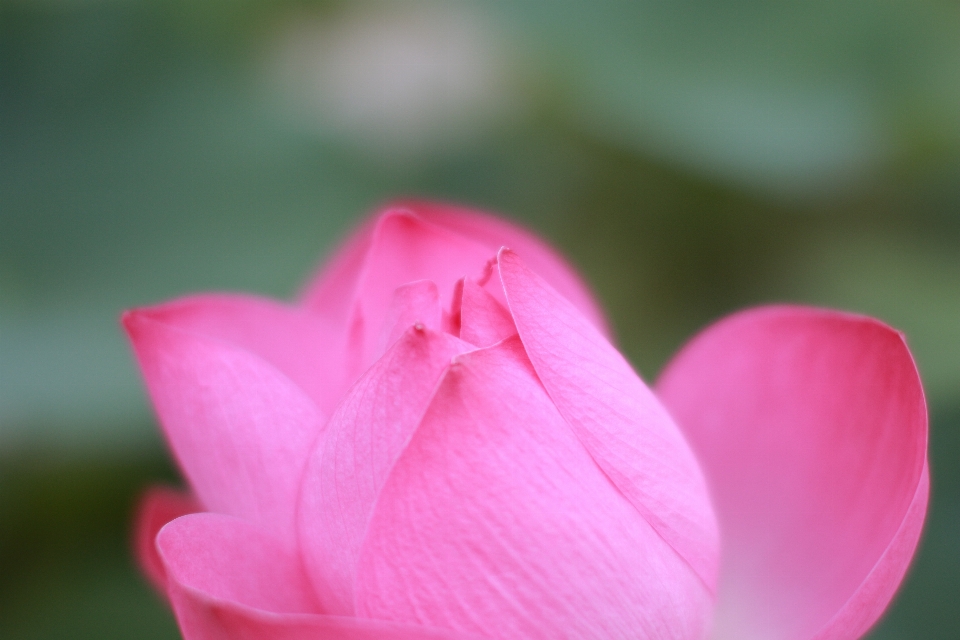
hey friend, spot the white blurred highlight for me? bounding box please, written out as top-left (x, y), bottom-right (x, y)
top-left (266, 2), bottom-right (519, 159)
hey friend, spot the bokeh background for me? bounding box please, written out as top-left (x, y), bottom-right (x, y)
top-left (2, 1), bottom-right (958, 638)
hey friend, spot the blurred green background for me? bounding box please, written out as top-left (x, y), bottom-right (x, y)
top-left (2, 1), bottom-right (958, 638)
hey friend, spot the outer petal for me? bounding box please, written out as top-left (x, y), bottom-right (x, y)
top-left (813, 462), bottom-right (929, 640)
top-left (355, 337), bottom-right (710, 639)
top-left (158, 514), bottom-right (470, 640)
top-left (124, 293), bottom-right (346, 417)
top-left (298, 326), bottom-right (470, 615)
top-left (124, 309), bottom-right (325, 546)
top-left (132, 486), bottom-right (200, 593)
top-left (497, 248), bottom-right (720, 593)
top-left (655, 306), bottom-right (929, 640)
top-left (158, 513), bottom-right (319, 615)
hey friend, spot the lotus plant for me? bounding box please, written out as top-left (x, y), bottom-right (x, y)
top-left (125, 201), bottom-right (927, 639)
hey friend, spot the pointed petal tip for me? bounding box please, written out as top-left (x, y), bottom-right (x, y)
top-left (373, 206), bottom-right (425, 228)
top-left (120, 306), bottom-right (152, 337)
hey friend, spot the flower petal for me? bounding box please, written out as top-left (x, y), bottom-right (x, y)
top-left (458, 277), bottom-right (517, 347)
top-left (355, 337), bottom-right (711, 639)
top-left (132, 486), bottom-right (200, 594)
top-left (342, 210), bottom-right (495, 375)
top-left (813, 462), bottom-right (929, 640)
top-left (497, 248), bottom-right (720, 594)
top-left (157, 514), bottom-right (473, 640)
top-left (124, 293), bottom-right (346, 416)
top-left (298, 326), bottom-right (470, 615)
top-left (376, 280), bottom-right (443, 358)
top-left (393, 199), bottom-right (610, 336)
top-left (655, 306), bottom-right (928, 640)
top-left (158, 513), bottom-right (319, 615)
top-left (124, 309), bottom-right (325, 545)
top-left (299, 201), bottom-right (612, 348)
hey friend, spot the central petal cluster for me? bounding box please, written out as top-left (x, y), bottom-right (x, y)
top-left (307, 213), bottom-right (719, 635)
top-left (297, 249), bottom-right (718, 636)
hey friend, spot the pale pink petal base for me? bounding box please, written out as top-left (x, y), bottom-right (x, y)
top-left (656, 306), bottom-right (928, 640)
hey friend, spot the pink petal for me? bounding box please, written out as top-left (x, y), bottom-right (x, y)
top-left (392, 198), bottom-right (610, 336)
top-left (299, 200), bottom-right (611, 340)
top-left (355, 337), bottom-right (711, 639)
top-left (497, 248), bottom-right (720, 594)
top-left (124, 293), bottom-right (346, 417)
top-left (457, 277), bottom-right (517, 347)
top-left (298, 326), bottom-right (470, 615)
top-left (813, 462), bottom-right (929, 640)
top-left (158, 514), bottom-right (473, 639)
top-left (124, 309), bottom-right (325, 546)
top-left (132, 486), bottom-right (200, 594)
top-left (655, 306), bottom-right (929, 640)
top-left (376, 280), bottom-right (443, 358)
top-left (158, 513), bottom-right (319, 615)
top-left (341, 210), bottom-right (495, 375)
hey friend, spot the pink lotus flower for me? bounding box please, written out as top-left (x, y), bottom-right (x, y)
top-left (124, 201), bottom-right (928, 640)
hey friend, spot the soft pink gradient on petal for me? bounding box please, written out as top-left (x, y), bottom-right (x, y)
top-left (376, 280), bottom-right (443, 358)
top-left (158, 513), bottom-right (319, 615)
top-left (132, 486), bottom-right (200, 594)
top-left (123, 310), bottom-right (325, 546)
top-left (457, 278), bottom-right (517, 347)
top-left (497, 248), bottom-right (720, 594)
top-left (158, 514), bottom-right (476, 640)
top-left (298, 326), bottom-right (470, 616)
top-left (124, 293), bottom-right (346, 417)
top-left (392, 198), bottom-right (610, 337)
top-left (655, 306), bottom-right (928, 640)
top-left (355, 337), bottom-right (711, 640)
